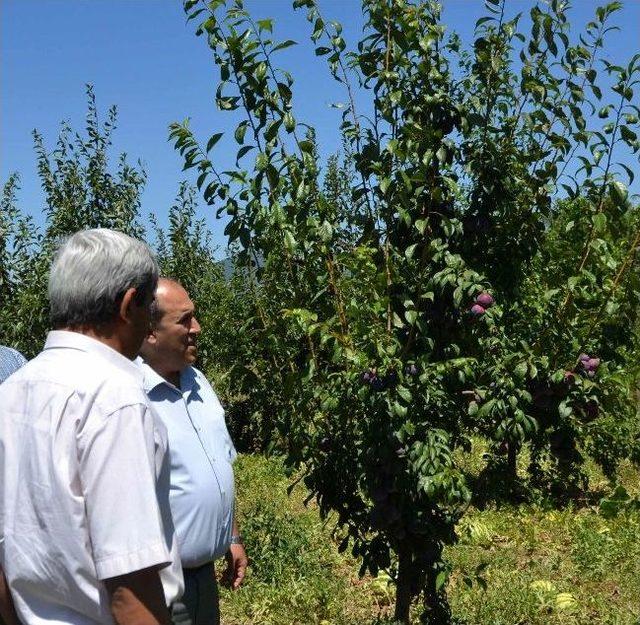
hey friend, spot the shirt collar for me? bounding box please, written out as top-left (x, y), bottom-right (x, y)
top-left (137, 357), bottom-right (196, 395)
top-left (44, 330), bottom-right (143, 383)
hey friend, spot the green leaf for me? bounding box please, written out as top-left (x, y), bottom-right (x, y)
top-left (273, 39), bottom-right (297, 52)
top-left (405, 243), bottom-right (418, 260)
top-left (284, 112), bottom-right (296, 133)
top-left (236, 145), bottom-right (255, 163)
top-left (256, 18), bottom-right (273, 33)
top-left (567, 276), bottom-right (580, 291)
top-left (620, 163), bottom-right (635, 184)
top-left (256, 152), bottom-right (269, 170)
top-left (318, 221), bottom-right (333, 242)
top-left (393, 402), bottom-right (407, 417)
top-left (593, 212), bottom-right (607, 233)
top-left (514, 362), bottom-right (528, 380)
top-left (284, 230), bottom-right (296, 253)
top-left (206, 132), bottom-right (223, 153)
top-left (415, 219), bottom-right (428, 234)
top-left (405, 310), bottom-right (418, 325)
top-left (235, 123), bottom-right (248, 144)
top-left (298, 140), bottom-right (314, 154)
top-left (620, 125), bottom-right (637, 143)
top-left (397, 386), bottom-right (412, 403)
top-left (266, 164), bottom-right (279, 188)
top-left (265, 119), bottom-right (282, 142)
top-left (609, 180), bottom-right (628, 207)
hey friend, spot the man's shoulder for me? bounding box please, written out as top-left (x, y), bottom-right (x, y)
top-left (185, 365), bottom-right (218, 394)
top-left (0, 345), bottom-right (26, 361)
top-left (19, 347), bottom-right (147, 407)
top-left (0, 345), bottom-right (27, 384)
top-left (0, 349), bottom-right (149, 430)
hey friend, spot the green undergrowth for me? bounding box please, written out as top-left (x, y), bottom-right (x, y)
top-left (218, 453), bottom-right (640, 625)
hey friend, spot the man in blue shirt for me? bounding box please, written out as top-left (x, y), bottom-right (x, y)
top-left (138, 278), bottom-right (247, 625)
top-left (0, 345), bottom-right (27, 384)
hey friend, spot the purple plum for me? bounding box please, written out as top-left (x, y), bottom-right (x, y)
top-left (584, 357), bottom-right (600, 371)
top-left (405, 364), bottom-right (418, 376)
top-left (578, 355), bottom-right (600, 378)
top-left (475, 292), bottom-right (494, 308)
top-left (385, 370), bottom-right (398, 387)
top-left (470, 304), bottom-right (486, 316)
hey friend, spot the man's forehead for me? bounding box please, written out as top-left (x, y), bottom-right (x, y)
top-left (155, 280), bottom-right (193, 311)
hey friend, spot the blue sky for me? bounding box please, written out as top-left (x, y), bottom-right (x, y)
top-left (2, 0), bottom-right (639, 252)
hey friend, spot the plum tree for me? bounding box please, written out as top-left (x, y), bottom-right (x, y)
top-left (174, 0), bottom-right (640, 621)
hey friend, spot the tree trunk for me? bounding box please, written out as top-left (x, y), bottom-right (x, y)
top-left (394, 545), bottom-right (413, 624)
top-left (422, 562), bottom-right (452, 625)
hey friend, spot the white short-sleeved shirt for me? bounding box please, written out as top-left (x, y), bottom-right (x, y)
top-left (138, 361), bottom-right (237, 567)
top-left (0, 331), bottom-right (184, 625)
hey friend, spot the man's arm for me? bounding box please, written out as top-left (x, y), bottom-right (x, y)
top-left (105, 567), bottom-right (171, 625)
top-left (223, 517), bottom-right (248, 591)
top-left (78, 404), bottom-right (179, 617)
top-left (0, 565), bottom-right (20, 625)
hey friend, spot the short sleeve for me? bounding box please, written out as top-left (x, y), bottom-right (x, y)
top-left (77, 403), bottom-right (171, 580)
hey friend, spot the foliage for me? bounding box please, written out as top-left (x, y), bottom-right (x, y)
top-left (224, 452), bottom-right (640, 625)
top-left (220, 454), bottom-right (392, 625)
top-left (0, 85), bottom-right (147, 355)
top-left (150, 181), bottom-right (230, 369)
top-left (0, 86), bottom-right (240, 375)
top-left (148, 184), bottom-right (275, 448)
top-left (175, 0), bottom-right (640, 621)
top-left (35, 85), bottom-right (146, 241)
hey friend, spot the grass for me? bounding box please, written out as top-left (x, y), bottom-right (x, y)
top-left (216, 454), bottom-right (394, 625)
top-left (217, 453), bottom-right (640, 625)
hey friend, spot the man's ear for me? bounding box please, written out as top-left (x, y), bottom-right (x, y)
top-left (145, 324), bottom-right (158, 343)
top-left (119, 287), bottom-right (138, 324)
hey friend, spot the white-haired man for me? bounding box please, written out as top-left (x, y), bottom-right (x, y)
top-left (0, 229), bottom-right (183, 625)
top-left (139, 278), bottom-right (247, 625)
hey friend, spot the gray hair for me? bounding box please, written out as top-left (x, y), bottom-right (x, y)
top-left (48, 228), bottom-right (159, 328)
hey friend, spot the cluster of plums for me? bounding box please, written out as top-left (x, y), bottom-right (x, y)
top-left (360, 364), bottom-right (418, 391)
top-left (578, 353), bottom-right (600, 378)
top-left (563, 353), bottom-right (600, 383)
top-left (361, 369), bottom-right (390, 391)
top-left (469, 292), bottom-right (494, 316)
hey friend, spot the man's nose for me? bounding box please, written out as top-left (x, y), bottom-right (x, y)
top-left (191, 317), bottom-right (202, 334)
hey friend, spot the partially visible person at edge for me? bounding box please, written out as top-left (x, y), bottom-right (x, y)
top-left (0, 229), bottom-right (183, 625)
top-left (138, 277), bottom-right (248, 625)
top-left (0, 346), bottom-right (27, 384)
